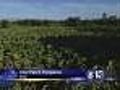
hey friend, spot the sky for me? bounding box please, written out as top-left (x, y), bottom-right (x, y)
top-left (0, 0), bottom-right (119, 20)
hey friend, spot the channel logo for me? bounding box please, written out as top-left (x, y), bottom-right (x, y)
top-left (87, 70), bottom-right (105, 80)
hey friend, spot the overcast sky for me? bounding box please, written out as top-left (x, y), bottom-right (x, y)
top-left (0, 0), bottom-right (119, 20)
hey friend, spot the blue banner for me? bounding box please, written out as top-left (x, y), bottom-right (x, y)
top-left (0, 68), bottom-right (107, 87)
top-left (19, 69), bottom-right (87, 78)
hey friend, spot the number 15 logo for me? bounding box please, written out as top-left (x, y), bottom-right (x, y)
top-left (87, 70), bottom-right (104, 80)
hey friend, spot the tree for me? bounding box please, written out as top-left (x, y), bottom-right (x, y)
top-left (65, 17), bottom-right (80, 26)
top-left (0, 20), bottom-right (9, 28)
top-left (108, 15), bottom-right (117, 21)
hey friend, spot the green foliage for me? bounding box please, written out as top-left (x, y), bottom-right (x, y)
top-left (0, 19), bottom-right (119, 89)
top-left (0, 20), bottom-right (9, 28)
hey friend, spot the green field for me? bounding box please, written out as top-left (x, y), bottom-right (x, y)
top-left (0, 19), bottom-right (120, 90)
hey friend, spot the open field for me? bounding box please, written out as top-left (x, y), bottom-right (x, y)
top-left (0, 19), bottom-right (120, 89)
